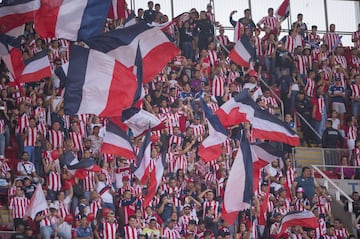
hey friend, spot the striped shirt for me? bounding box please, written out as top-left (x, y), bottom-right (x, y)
top-left (48, 130), bottom-right (64, 150)
top-left (24, 126), bottom-right (38, 147)
top-left (257, 16), bottom-right (279, 31)
top-left (212, 75), bottom-right (225, 97)
top-left (48, 171), bottom-right (62, 191)
top-left (102, 222), bottom-right (119, 239)
top-left (323, 32), bottom-right (341, 52)
top-left (9, 196), bottom-right (29, 218)
top-left (352, 30), bottom-right (360, 49)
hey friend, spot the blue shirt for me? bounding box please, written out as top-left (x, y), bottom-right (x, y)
top-left (76, 226), bottom-right (92, 237)
top-left (329, 85), bottom-right (345, 103)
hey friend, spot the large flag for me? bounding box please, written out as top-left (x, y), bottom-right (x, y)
top-left (215, 91), bottom-right (299, 146)
top-left (228, 37), bottom-right (255, 67)
top-left (0, 0), bottom-right (40, 36)
top-left (84, 22), bottom-right (179, 84)
top-left (278, 211), bottom-right (319, 235)
top-left (19, 50), bottom-right (51, 83)
top-left (63, 45), bottom-right (137, 117)
top-left (134, 130), bottom-right (152, 184)
top-left (25, 184), bottom-right (48, 219)
top-left (121, 107), bottom-right (164, 137)
top-left (222, 131), bottom-right (253, 224)
top-left (0, 34), bottom-right (24, 78)
top-left (101, 120), bottom-right (135, 159)
top-left (34, 0), bottom-right (111, 41)
top-left (275, 0), bottom-right (290, 21)
top-left (198, 98), bottom-right (228, 162)
top-left (143, 156), bottom-right (164, 207)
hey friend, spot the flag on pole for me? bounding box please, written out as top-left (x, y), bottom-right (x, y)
top-left (19, 50), bottom-right (52, 83)
top-left (143, 156), bottom-right (164, 207)
top-left (278, 211), bottom-right (319, 235)
top-left (134, 130), bottom-right (152, 184)
top-left (275, 0), bottom-right (290, 21)
top-left (228, 37), bottom-right (256, 67)
top-left (25, 184), bottom-right (48, 219)
top-left (222, 131), bottom-right (253, 224)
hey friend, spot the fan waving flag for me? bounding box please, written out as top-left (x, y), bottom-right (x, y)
top-left (222, 131), bottom-right (253, 224)
top-left (229, 37), bottom-right (255, 67)
top-left (215, 91), bottom-right (299, 146)
top-left (19, 50), bottom-right (51, 83)
top-left (0, 0), bottom-right (40, 36)
top-left (275, 0), bottom-right (290, 21)
top-left (101, 120), bottom-right (135, 159)
top-left (64, 45), bottom-right (137, 117)
top-left (25, 184), bottom-right (48, 219)
top-left (278, 211), bottom-right (319, 235)
top-left (84, 22), bottom-right (179, 84)
top-left (34, 0), bottom-right (111, 41)
top-left (121, 107), bottom-right (164, 137)
top-left (198, 98), bottom-right (228, 162)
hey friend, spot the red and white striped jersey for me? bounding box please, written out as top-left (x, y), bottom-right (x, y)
top-left (261, 96), bottom-right (278, 115)
top-left (102, 222), bottom-right (119, 239)
top-left (315, 217), bottom-right (326, 238)
top-left (164, 112), bottom-right (182, 135)
top-left (294, 198), bottom-right (310, 211)
top-left (346, 126), bottom-right (357, 140)
top-left (303, 55), bottom-right (313, 71)
top-left (34, 106), bottom-right (47, 125)
top-left (257, 16), bottom-right (279, 31)
top-left (15, 113), bottom-right (29, 134)
top-left (83, 171), bottom-right (96, 192)
top-left (168, 135), bottom-right (183, 148)
top-left (263, 40), bottom-right (276, 57)
top-left (308, 33), bottom-right (321, 45)
top-left (9, 196), bottom-right (30, 218)
top-left (322, 234), bottom-right (337, 239)
top-left (207, 50), bottom-right (218, 66)
top-left (323, 32), bottom-right (341, 52)
top-left (284, 35), bottom-right (296, 54)
top-left (207, 102), bottom-right (219, 114)
top-left (332, 72), bottom-right (346, 88)
top-left (189, 124), bottom-right (205, 142)
top-left (227, 70), bottom-right (240, 84)
top-left (56, 199), bottom-right (70, 220)
top-left (69, 131), bottom-right (83, 152)
top-left (212, 75), bottom-right (225, 97)
top-left (216, 35), bottom-right (229, 47)
top-left (39, 209), bottom-right (58, 227)
top-left (334, 227), bottom-right (349, 238)
top-left (295, 55), bottom-right (307, 75)
top-left (202, 200), bottom-right (220, 219)
top-left (253, 36), bottom-right (263, 56)
top-left (166, 152), bottom-right (177, 173)
top-left (179, 214), bottom-right (199, 230)
top-left (37, 123), bottom-right (47, 139)
top-left (119, 186), bottom-right (135, 197)
top-left (273, 206), bottom-right (289, 216)
top-left (90, 199), bottom-right (102, 218)
top-left (285, 167), bottom-right (296, 191)
top-left (354, 147), bottom-right (360, 166)
top-left (24, 126), bottom-right (38, 147)
top-left (1, 160), bottom-right (10, 177)
top-left (349, 55), bottom-right (360, 72)
top-left (304, 78), bottom-right (316, 97)
top-left (48, 129), bottom-right (64, 150)
top-left (63, 115), bottom-right (71, 130)
top-left (206, 12), bottom-right (215, 23)
top-left (352, 31), bottom-right (360, 49)
top-left (163, 227), bottom-right (181, 239)
top-left (222, 138), bottom-right (232, 156)
top-left (350, 84), bottom-right (360, 98)
top-left (48, 171), bottom-right (62, 191)
top-left (334, 55), bottom-right (347, 69)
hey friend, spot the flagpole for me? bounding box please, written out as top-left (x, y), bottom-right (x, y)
top-left (287, 0), bottom-right (292, 31)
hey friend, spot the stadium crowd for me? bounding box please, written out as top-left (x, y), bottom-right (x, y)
top-left (0, 1), bottom-right (360, 239)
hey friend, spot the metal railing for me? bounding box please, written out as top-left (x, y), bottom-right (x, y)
top-left (294, 112), bottom-right (322, 140)
top-left (312, 165), bottom-right (354, 212)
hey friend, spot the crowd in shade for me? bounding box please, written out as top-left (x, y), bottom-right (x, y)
top-left (0, 0), bottom-right (360, 239)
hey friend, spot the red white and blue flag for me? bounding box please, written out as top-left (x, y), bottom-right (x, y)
top-left (143, 154), bottom-right (164, 207)
top-left (84, 22), bottom-right (179, 84)
top-left (275, 0), bottom-right (290, 21)
top-left (222, 131), bottom-right (253, 224)
top-left (34, 0), bottom-right (111, 41)
top-left (19, 50), bottom-right (51, 83)
top-left (101, 120), bottom-right (135, 159)
top-left (216, 91), bottom-right (299, 146)
top-left (63, 45), bottom-right (137, 117)
top-left (198, 98), bottom-right (228, 162)
top-left (0, 0), bottom-right (40, 37)
top-left (0, 34), bottom-right (24, 78)
top-left (121, 107), bottom-right (164, 137)
top-left (278, 211), bottom-right (318, 235)
top-left (229, 37), bottom-right (256, 68)
top-left (134, 130), bottom-right (152, 184)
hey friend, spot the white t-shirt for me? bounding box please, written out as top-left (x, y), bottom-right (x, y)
top-left (96, 181), bottom-right (113, 204)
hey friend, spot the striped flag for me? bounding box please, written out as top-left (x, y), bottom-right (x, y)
top-left (215, 91), bottom-right (299, 146)
top-left (278, 211), bottom-right (319, 235)
top-left (222, 131), bottom-right (253, 224)
top-left (0, 33), bottom-right (24, 78)
top-left (19, 50), bottom-right (51, 83)
top-left (198, 98), bottom-right (228, 162)
top-left (63, 45), bottom-right (137, 117)
top-left (34, 0), bottom-right (111, 41)
top-left (101, 120), bottom-right (135, 159)
top-left (143, 155), bottom-right (164, 207)
top-left (275, 0), bottom-right (290, 21)
top-left (84, 22), bottom-right (179, 84)
top-left (134, 130), bottom-right (151, 184)
top-left (0, 0), bottom-right (40, 37)
top-left (229, 37), bottom-right (255, 67)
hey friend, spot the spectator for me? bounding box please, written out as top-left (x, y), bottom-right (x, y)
top-left (322, 119), bottom-right (344, 149)
top-left (143, 1), bottom-right (156, 23)
top-left (291, 167), bottom-right (317, 200)
top-left (333, 156), bottom-right (356, 179)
